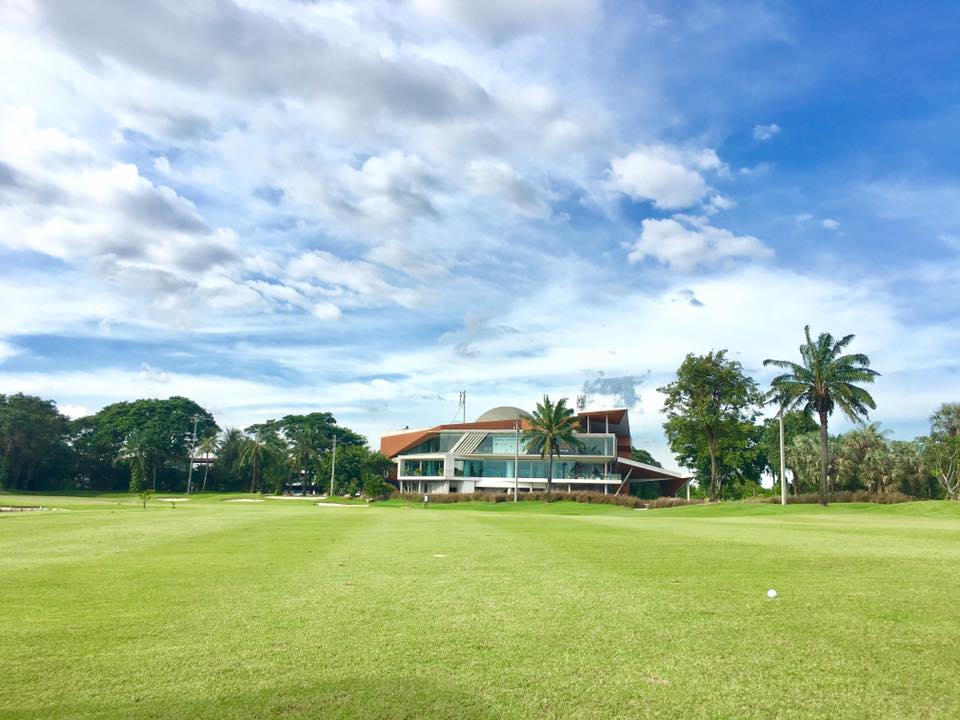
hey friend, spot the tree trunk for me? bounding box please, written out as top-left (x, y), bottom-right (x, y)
top-left (152, 464), bottom-right (157, 492)
top-left (201, 459), bottom-right (210, 492)
top-left (817, 410), bottom-right (829, 506)
top-left (249, 455), bottom-right (257, 494)
top-left (546, 453), bottom-right (553, 499)
top-left (708, 436), bottom-right (719, 501)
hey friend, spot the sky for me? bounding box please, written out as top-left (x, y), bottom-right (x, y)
top-left (1, 0), bottom-right (959, 470)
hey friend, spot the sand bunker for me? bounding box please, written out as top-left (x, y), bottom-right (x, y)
top-left (225, 498), bottom-right (264, 503)
top-left (157, 498), bottom-right (190, 502)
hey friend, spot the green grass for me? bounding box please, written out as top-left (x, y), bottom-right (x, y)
top-left (2, 493), bottom-right (959, 719)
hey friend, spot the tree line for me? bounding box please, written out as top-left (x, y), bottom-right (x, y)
top-left (0, 395), bottom-right (393, 497)
top-left (659, 326), bottom-right (959, 504)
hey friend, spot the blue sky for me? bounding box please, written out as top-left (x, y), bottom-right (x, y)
top-left (1, 0), bottom-right (958, 469)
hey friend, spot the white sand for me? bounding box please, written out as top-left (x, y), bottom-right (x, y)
top-left (157, 498), bottom-right (190, 502)
top-left (224, 498), bottom-right (264, 503)
top-left (265, 495), bottom-right (316, 500)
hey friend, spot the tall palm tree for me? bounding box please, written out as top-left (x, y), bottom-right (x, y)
top-left (764, 326), bottom-right (879, 505)
top-left (240, 430), bottom-right (271, 494)
top-left (287, 428), bottom-right (320, 495)
top-left (523, 396), bottom-right (581, 498)
top-left (196, 434), bottom-right (219, 493)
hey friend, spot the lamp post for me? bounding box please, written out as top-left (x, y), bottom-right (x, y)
top-left (186, 414), bottom-right (199, 495)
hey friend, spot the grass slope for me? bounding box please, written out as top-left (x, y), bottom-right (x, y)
top-left (2, 495), bottom-right (959, 719)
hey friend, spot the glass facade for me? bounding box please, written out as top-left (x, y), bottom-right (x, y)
top-left (472, 433), bottom-right (614, 456)
top-left (454, 459), bottom-right (611, 479)
top-left (404, 433), bottom-right (464, 454)
top-left (400, 459), bottom-right (443, 477)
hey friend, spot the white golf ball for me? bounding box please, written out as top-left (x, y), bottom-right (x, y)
top-left (767, 589), bottom-right (778, 599)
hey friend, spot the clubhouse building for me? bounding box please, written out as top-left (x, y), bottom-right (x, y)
top-left (380, 406), bottom-right (689, 496)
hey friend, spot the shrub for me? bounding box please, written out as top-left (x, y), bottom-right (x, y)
top-left (388, 490), bottom-right (702, 509)
top-left (767, 490), bottom-right (914, 505)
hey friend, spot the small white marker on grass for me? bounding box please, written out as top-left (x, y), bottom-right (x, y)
top-left (767, 589), bottom-right (778, 599)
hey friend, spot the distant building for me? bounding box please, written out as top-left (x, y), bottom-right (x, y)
top-left (380, 406), bottom-right (689, 496)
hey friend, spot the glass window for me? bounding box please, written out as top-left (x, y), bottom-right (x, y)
top-left (401, 459), bottom-right (443, 476)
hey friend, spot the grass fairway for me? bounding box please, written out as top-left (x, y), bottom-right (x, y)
top-left (2, 495), bottom-right (959, 719)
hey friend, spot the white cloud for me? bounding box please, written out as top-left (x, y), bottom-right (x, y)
top-left (607, 145), bottom-right (722, 209)
top-left (753, 123), bottom-right (780, 141)
top-left (821, 218), bottom-right (840, 230)
top-left (410, 0), bottom-right (599, 41)
top-left (465, 159), bottom-right (552, 219)
top-left (0, 341), bottom-right (19, 363)
top-left (311, 302), bottom-right (343, 322)
top-left (628, 216), bottom-right (773, 270)
top-left (288, 250), bottom-right (427, 310)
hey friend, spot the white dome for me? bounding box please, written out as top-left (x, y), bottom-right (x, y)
top-left (475, 406), bottom-right (532, 422)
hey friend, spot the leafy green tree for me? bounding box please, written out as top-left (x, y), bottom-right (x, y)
top-left (0, 393), bottom-right (71, 491)
top-left (523, 395), bottom-right (581, 498)
top-left (318, 446), bottom-right (393, 496)
top-left (923, 403), bottom-right (960, 500)
top-left (764, 326), bottom-right (879, 505)
top-left (689, 419), bottom-right (766, 499)
top-left (631, 448), bottom-right (662, 467)
top-left (69, 397), bottom-right (217, 491)
top-left (659, 350), bottom-right (762, 500)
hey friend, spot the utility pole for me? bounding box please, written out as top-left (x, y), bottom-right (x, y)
top-left (779, 406), bottom-right (787, 506)
top-left (514, 419), bottom-right (520, 502)
top-left (329, 434), bottom-right (337, 497)
top-left (186, 414), bottom-right (199, 495)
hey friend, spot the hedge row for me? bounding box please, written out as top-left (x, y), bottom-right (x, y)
top-left (766, 490), bottom-right (915, 504)
top-left (388, 490), bottom-right (704, 509)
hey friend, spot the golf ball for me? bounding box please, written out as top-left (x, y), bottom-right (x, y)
top-left (767, 589), bottom-right (778, 599)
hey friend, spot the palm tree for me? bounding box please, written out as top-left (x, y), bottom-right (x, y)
top-left (287, 428), bottom-right (320, 495)
top-left (240, 430), bottom-right (271, 494)
top-left (764, 326), bottom-right (879, 505)
top-left (523, 395), bottom-right (581, 498)
top-left (196, 434), bottom-right (219, 493)
top-left (118, 429), bottom-right (150, 492)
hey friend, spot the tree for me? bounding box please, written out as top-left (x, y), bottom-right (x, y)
top-left (240, 429), bottom-right (273, 494)
top-left (522, 395), bottom-right (581, 498)
top-left (0, 394), bottom-right (71, 491)
top-left (835, 423), bottom-right (889, 492)
top-left (318, 446), bottom-right (393, 496)
top-left (196, 434), bottom-right (219, 492)
top-left (924, 403), bottom-right (960, 500)
top-left (659, 350), bottom-right (762, 500)
top-left (70, 397), bottom-right (217, 492)
top-left (631, 448), bottom-right (662, 467)
top-left (764, 326), bottom-right (879, 505)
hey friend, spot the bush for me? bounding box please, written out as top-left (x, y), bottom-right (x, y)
top-left (767, 490), bottom-right (914, 505)
top-left (388, 490), bottom-right (703, 509)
